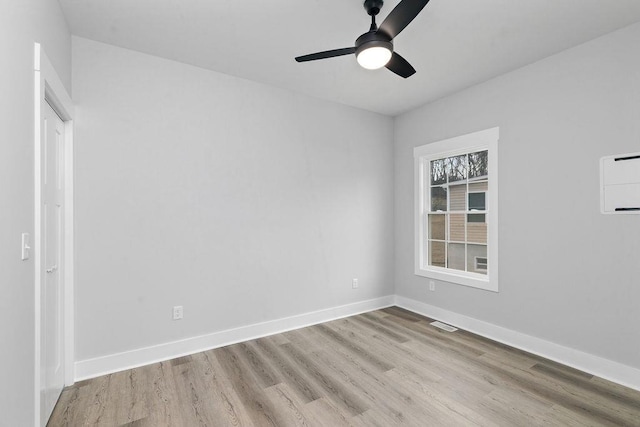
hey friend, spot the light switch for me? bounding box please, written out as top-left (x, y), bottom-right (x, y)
top-left (21, 233), bottom-right (31, 260)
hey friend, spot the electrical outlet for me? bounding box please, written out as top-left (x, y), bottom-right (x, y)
top-left (173, 306), bottom-right (183, 320)
top-left (352, 278), bottom-right (359, 289)
top-left (429, 281), bottom-right (435, 292)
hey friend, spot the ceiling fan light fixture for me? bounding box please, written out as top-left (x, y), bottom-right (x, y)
top-left (355, 33), bottom-right (393, 70)
top-left (295, 0), bottom-right (429, 78)
top-left (356, 45), bottom-right (392, 69)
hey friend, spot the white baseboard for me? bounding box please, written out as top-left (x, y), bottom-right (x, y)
top-left (75, 294), bottom-right (640, 392)
top-left (395, 295), bottom-right (640, 392)
top-left (74, 296), bottom-right (395, 381)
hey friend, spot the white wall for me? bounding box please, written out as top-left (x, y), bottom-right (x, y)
top-left (395, 23), bottom-right (640, 369)
top-left (0, 1), bottom-right (71, 425)
top-left (72, 37), bottom-right (394, 363)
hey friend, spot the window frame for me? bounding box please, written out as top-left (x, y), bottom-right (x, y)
top-left (414, 127), bottom-right (499, 292)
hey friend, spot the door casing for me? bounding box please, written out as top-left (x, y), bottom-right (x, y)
top-left (34, 42), bottom-right (75, 427)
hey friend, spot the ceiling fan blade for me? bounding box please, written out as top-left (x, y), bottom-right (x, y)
top-left (295, 47), bottom-right (356, 62)
top-left (377, 0), bottom-right (430, 40)
top-left (385, 52), bottom-right (416, 78)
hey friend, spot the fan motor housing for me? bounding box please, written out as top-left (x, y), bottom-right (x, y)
top-left (355, 31), bottom-right (393, 57)
top-left (364, 0), bottom-right (384, 16)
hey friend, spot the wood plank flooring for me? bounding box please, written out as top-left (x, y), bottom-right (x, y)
top-left (48, 307), bottom-right (640, 426)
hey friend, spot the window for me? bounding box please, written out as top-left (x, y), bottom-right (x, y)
top-left (414, 128), bottom-right (499, 292)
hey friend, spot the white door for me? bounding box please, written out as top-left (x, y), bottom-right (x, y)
top-left (41, 101), bottom-right (65, 425)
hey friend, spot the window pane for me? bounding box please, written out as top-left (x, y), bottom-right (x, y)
top-left (430, 159), bottom-right (446, 185)
top-left (428, 214), bottom-right (446, 240)
top-left (447, 243), bottom-right (466, 271)
top-left (449, 184), bottom-right (467, 211)
top-left (446, 155), bottom-right (467, 183)
top-left (467, 244), bottom-right (488, 274)
top-left (468, 150), bottom-right (488, 178)
top-left (429, 241), bottom-right (445, 268)
top-left (467, 221), bottom-right (487, 243)
top-left (469, 181), bottom-right (488, 193)
top-left (430, 187), bottom-right (447, 211)
top-left (468, 192), bottom-right (486, 210)
top-left (449, 213), bottom-right (465, 242)
top-left (467, 214), bottom-right (486, 223)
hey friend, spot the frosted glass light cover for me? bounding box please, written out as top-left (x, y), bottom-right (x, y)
top-left (356, 47), bottom-right (392, 70)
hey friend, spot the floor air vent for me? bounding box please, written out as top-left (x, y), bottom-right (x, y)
top-left (430, 321), bottom-right (458, 332)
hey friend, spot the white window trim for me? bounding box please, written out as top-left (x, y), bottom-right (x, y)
top-left (414, 127), bottom-right (499, 292)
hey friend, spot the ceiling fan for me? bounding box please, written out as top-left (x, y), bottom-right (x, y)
top-left (295, 0), bottom-right (431, 78)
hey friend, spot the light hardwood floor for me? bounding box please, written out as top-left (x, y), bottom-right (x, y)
top-left (49, 307), bottom-right (640, 426)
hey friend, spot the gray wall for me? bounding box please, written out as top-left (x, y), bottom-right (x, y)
top-left (0, 0), bottom-right (71, 425)
top-left (72, 37), bottom-right (395, 362)
top-left (395, 23), bottom-right (640, 368)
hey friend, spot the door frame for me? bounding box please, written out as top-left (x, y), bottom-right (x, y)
top-left (34, 42), bottom-right (75, 427)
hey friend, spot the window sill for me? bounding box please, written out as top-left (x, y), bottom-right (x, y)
top-left (415, 266), bottom-right (498, 292)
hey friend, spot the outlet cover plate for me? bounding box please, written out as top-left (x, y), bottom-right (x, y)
top-left (173, 306), bottom-right (183, 320)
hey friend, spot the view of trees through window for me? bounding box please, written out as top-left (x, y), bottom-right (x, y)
top-left (426, 150), bottom-right (489, 275)
top-left (430, 150), bottom-right (488, 185)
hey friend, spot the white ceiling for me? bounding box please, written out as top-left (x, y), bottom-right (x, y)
top-left (59, 0), bottom-right (640, 116)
